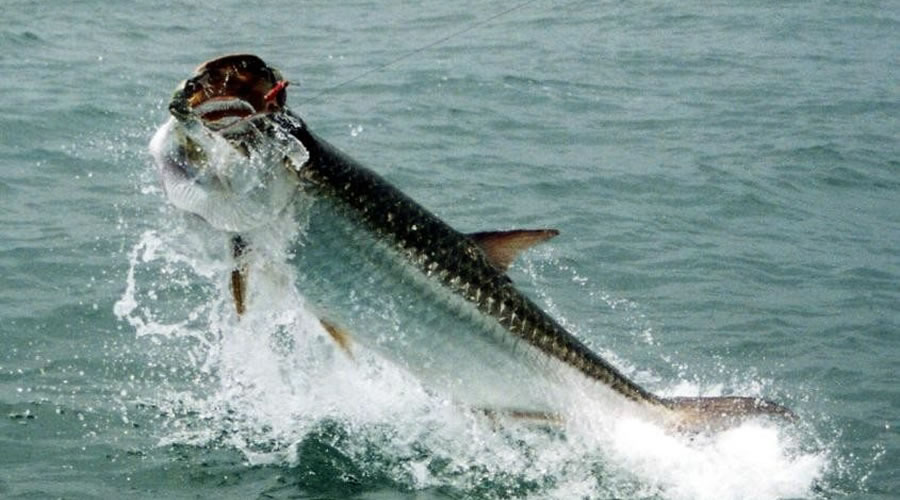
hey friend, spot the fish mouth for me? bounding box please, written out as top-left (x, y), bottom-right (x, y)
top-left (169, 54), bottom-right (289, 132)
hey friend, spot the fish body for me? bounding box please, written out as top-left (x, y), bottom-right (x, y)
top-left (150, 55), bottom-right (794, 430)
top-left (285, 120), bottom-right (653, 415)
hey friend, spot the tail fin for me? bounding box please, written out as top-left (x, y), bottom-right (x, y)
top-left (665, 396), bottom-right (796, 432)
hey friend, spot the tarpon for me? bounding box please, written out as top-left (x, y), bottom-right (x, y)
top-left (149, 54), bottom-right (795, 431)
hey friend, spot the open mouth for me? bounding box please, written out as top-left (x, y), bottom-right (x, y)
top-left (170, 54), bottom-right (289, 131)
top-left (193, 97), bottom-right (258, 131)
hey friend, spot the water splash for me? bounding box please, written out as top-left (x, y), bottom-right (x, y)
top-left (115, 206), bottom-right (829, 499)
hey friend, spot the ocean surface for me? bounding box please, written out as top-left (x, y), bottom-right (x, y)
top-left (1, 1), bottom-right (898, 498)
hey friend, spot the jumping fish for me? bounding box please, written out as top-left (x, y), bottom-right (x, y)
top-left (149, 54), bottom-right (794, 431)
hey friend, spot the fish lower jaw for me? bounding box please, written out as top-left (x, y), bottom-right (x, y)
top-left (192, 97), bottom-right (257, 131)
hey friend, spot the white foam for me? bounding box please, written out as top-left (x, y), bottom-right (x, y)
top-left (119, 207), bottom-right (829, 499)
top-left (595, 418), bottom-right (824, 500)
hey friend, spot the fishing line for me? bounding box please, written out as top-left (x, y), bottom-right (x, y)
top-left (299, 0), bottom-right (545, 106)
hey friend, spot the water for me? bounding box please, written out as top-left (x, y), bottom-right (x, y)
top-left (1, 1), bottom-right (897, 498)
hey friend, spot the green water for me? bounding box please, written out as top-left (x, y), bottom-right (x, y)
top-left (1, 1), bottom-right (897, 498)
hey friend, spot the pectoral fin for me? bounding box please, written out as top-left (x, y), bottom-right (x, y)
top-left (230, 235), bottom-right (249, 316)
top-left (230, 268), bottom-right (247, 315)
top-left (467, 229), bottom-right (560, 271)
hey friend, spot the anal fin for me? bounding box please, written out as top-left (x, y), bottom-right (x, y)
top-left (478, 407), bottom-right (564, 425)
top-left (666, 396), bottom-right (796, 432)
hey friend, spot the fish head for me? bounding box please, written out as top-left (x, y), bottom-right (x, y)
top-left (149, 54), bottom-right (308, 232)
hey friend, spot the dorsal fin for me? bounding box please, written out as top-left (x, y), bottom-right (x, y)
top-left (467, 229), bottom-right (559, 271)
